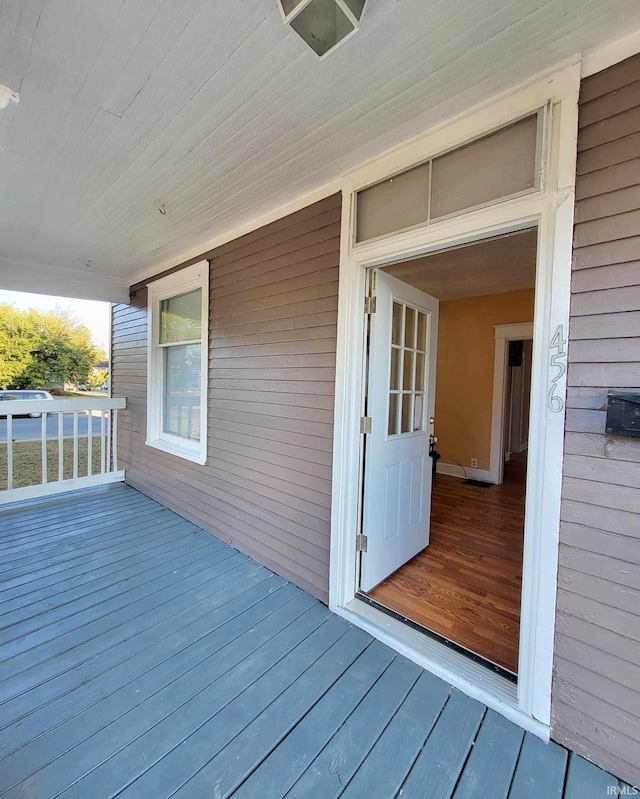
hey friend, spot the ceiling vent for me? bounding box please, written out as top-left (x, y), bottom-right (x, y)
top-left (278, 0), bottom-right (366, 58)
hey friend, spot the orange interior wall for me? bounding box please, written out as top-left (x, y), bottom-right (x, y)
top-left (434, 288), bottom-right (535, 472)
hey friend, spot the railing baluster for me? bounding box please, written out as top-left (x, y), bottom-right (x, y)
top-left (72, 412), bottom-right (79, 480)
top-left (58, 412), bottom-right (64, 482)
top-left (41, 412), bottom-right (47, 485)
top-left (112, 409), bottom-right (119, 472)
top-left (87, 410), bottom-right (93, 476)
top-left (7, 414), bottom-right (13, 491)
top-left (100, 411), bottom-right (106, 474)
top-left (106, 409), bottom-right (112, 473)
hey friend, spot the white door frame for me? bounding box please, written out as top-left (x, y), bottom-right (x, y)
top-left (329, 62), bottom-right (580, 736)
top-left (489, 322), bottom-right (535, 485)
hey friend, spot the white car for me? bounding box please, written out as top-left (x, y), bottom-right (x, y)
top-left (0, 390), bottom-right (54, 418)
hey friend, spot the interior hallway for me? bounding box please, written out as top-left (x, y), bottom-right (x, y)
top-left (367, 453), bottom-right (526, 674)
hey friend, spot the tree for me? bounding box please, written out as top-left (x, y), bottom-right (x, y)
top-left (0, 304), bottom-right (104, 390)
top-left (87, 369), bottom-right (109, 390)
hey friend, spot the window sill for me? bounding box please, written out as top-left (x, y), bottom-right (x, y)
top-left (145, 438), bottom-right (207, 466)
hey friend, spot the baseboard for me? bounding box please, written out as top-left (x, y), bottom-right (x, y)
top-left (436, 462), bottom-right (494, 483)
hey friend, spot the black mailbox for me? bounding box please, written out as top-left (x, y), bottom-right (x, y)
top-left (605, 391), bottom-right (640, 437)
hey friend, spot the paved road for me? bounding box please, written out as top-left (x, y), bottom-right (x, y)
top-left (0, 414), bottom-right (105, 443)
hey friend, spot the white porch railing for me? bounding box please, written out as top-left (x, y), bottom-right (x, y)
top-left (0, 397), bottom-right (127, 505)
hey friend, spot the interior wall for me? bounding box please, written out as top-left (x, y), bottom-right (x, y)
top-left (434, 288), bottom-right (535, 472)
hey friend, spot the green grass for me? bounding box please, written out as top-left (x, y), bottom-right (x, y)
top-left (0, 437), bottom-right (103, 491)
top-left (52, 390), bottom-right (105, 399)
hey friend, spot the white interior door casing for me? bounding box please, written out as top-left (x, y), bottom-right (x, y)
top-left (360, 270), bottom-right (439, 592)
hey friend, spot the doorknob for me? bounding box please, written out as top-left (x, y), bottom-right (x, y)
top-left (429, 417), bottom-right (435, 425)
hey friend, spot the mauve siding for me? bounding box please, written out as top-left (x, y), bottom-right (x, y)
top-left (552, 54), bottom-right (640, 786)
top-left (112, 194), bottom-right (341, 601)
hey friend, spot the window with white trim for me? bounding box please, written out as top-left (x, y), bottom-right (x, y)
top-left (146, 261), bottom-right (208, 464)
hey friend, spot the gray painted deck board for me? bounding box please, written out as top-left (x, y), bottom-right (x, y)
top-left (452, 710), bottom-right (524, 799)
top-left (233, 640), bottom-right (395, 799)
top-left (340, 670), bottom-right (451, 798)
top-left (508, 734), bottom-right (568, 798)
top-left (399, 690), bottom-right (485, 798)
top-left (0, 485), bottom-right (622, 798)
top-left (563, 753), bottom-right (621, 798)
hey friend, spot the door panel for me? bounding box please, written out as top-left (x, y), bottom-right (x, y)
top-left (360, 270), bottom-right (439, 593)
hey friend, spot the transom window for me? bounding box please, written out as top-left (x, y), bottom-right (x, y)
top-left (388, 301), bottom-right (429, 436)
top-left (356, 112), bottom-right (542, 243)
top-left (146, 262), bottom-right (208, 464)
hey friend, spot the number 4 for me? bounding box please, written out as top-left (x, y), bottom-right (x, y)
top-left (550, 324), bottom-right (566, 355)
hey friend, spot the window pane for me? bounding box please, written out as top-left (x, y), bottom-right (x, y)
top-left (356, 162), bottom-right (430, 242)
top-left (160, 289), bottom-right (202, 344)
top-left (163, 343), bottom-right (201, 441)
top-left (430, 114), bottom-right (538, 219)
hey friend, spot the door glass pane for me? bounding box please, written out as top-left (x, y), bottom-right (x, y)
top-left (387, 299), bottom-right (430, 436)
top-left (356, 162), bottom-right (430, 242)
top-left (392, 302), bottom-right (403, 345)
top-left (403, 350), bottom-right (414, 391)
top-left (388, 393), bottom-right (399, 436)
top-left (430, 114), bottom-right (538, 218)
top-left (401, 394), bottom-right (412, 434)
top-left (415, 352), bottom-right (425, 391)
top-left (160, 289), bottom-right (202, 344)
top-left (404, 307), bottom-right (416, 348)
top-left (163, 343), bottom-right (201, 441)
top-left (413, 393), bottom-right (424, 432)
top-left (417, 312), bottom-right (427, 351)
top-left (390, 348), bottom-right (401, 391)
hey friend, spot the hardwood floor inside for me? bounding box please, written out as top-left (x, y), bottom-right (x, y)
top-left (368, 453), bottom-right (526, 674)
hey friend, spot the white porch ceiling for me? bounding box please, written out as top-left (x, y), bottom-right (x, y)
top-left (0, 0), bottom-right (639, 302)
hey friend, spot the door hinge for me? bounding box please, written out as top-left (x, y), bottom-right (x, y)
top-left (360, 416), bottom-right (372, 434)
top-left (356, 534), bottom-right (368, 552)
top-left (364, 296), bottom-right (377, 314)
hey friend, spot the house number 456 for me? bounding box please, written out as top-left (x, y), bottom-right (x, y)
top-left (548, 324), bottom-right (567, 413)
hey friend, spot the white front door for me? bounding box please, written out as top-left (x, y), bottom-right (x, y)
top-left (360, 270), bottom-right (439, 592)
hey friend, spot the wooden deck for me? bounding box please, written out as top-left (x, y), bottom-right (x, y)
top-left (0, 484), bottom-right (624, 798)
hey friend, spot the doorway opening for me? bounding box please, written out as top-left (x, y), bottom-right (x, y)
top-left (358, 228), bottom-right (538, 678)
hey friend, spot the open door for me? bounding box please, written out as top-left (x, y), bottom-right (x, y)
top-left (360, 270), bottom-right (439, 592)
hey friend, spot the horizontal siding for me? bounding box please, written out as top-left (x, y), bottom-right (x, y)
top-left (552, 53), bottom-right (640, 788)
top-left (112, 194), bottom-right (341, 601)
